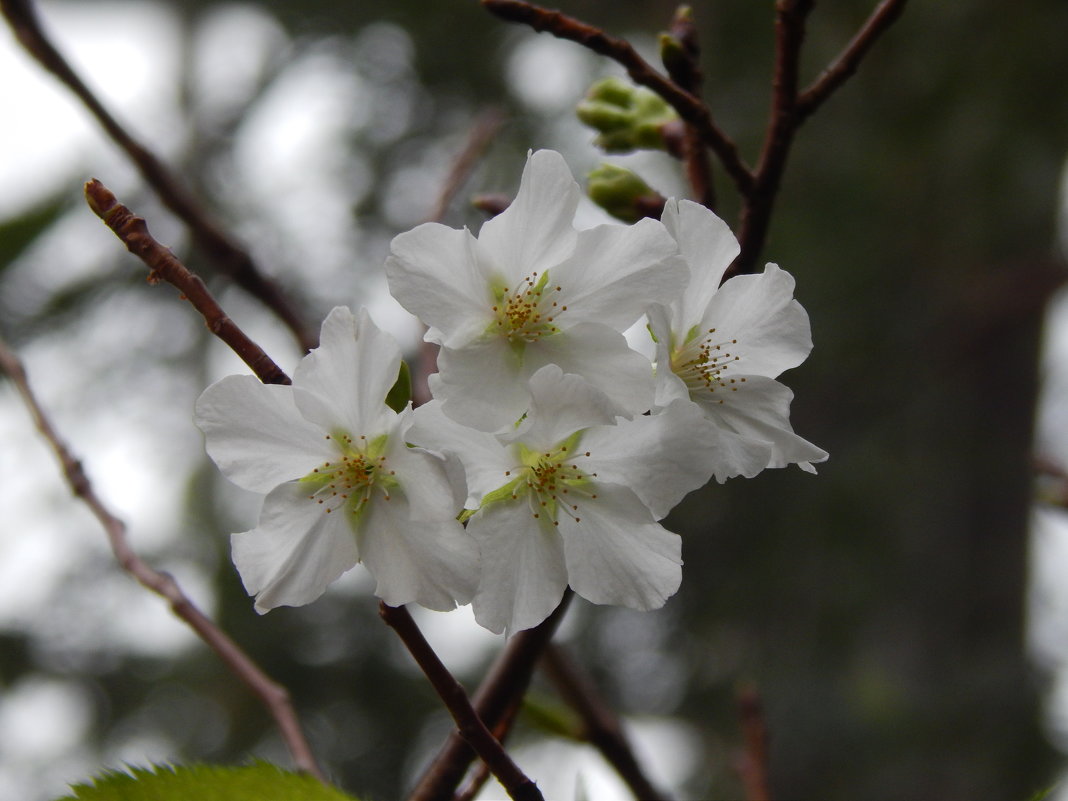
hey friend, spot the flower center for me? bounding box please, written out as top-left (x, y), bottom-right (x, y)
top-left (480, 432), bottom-right (597, 526)
top-left (671, 326), bottom-right (747, 403)
top-left (300, 432), bottom-right (397, 525)
top-left (489, 270), bottom-right (566, 345)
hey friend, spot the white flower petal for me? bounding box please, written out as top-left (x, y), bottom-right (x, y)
top-left (699, 375), bottom-right (828, 471)
top-left (293, 306), bottom-right (401, 434)
top-left (409, 401), bottom-right (515, 506)
top-left (648, 303), bottom-right (693, 409)
top-left (582, 400), bottom-right (767, 518)
top-left (386, 433), bottom-right (465, 519)
top-left (528, 323), bottom-right (655, 419)
top-left (513, 365), bottom-right (618, 450)
top-left (195, 375), bottom-right (334, 493)
top-left (232, 481), bottom-right (360, 613)
top-left (431, 338), bottom-right (533, 432)
top-left (477, 150), bottom-right (580, 282)
top-left (433, 325), bottom-right (656, 431)
top-left (469, 500), bottom-right (570, 636)
top-left (699, 264), bottom-right (812, 378)
top-left (559, 484), bottom-right (681, 611)
top-left (702, 425), bottom-right (778, 482)
top-left (661, 198), bottom-right (739, 331)
top-left (386, 223), bottom-right (491, 348)
top-left (357, 490), bottom-right (478, 610)
top-left (555, 219), bottom-right (687, 332)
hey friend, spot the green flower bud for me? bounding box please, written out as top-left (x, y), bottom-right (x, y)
top-left (587, 163), bottom-right (663, 223)
top-left (659, 33), bottom-right (691, 82)
top-left (575, 77), bottom-right (679, 153)
top-left (585, 75), bottom-right (635, 107)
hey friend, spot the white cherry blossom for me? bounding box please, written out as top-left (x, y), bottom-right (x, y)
top-left (386, 149), bottom-right (686, 432)
top-left (411, 364), bottom-right (727, 636)
top-left (648, 198), bottom-right (828, 477)
top-left (194, 307), bottom-right (478, 613)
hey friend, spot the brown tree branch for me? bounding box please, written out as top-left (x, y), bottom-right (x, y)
top-left (0, 0), bottom-right (317, 353)
top-left (481, 0), bottom-right (906, 281)
top-left (472, 193), bottom-right (514, 218)
top-left (379, 603), bottom-right (544, 801)
top-left (797, 0), bottom-right (910, 120)
top-left (0, 336), bottom-right (322, 781)
top-left (730, 0), bottom-right (813, 279)
top-left (84, 179), bottom-right (291, 387)
top-left (454, 691), bottom-right (524, 801)
top-left (407, 591), bottom-right (573, 801)
top-left (734, 686), bottom-right (772, 801)
top-left (541, 643), bottom-right (671, 801)
top-left (427, 109), bottom-right (507, 224)
top-left (730, 0), bottom-right (906, 278)
top-left (662, 6), bottom-right (715, 210)
top-left (482, 0), bottom-right (754, 196)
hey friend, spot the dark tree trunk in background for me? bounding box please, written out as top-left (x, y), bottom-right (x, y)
top-left (658, 2), bottom-right (1068, 797)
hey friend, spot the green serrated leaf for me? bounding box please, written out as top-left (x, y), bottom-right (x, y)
top-left (385, 360), bottom-right (412, 413)
top-left (53, 762), bottom-right (360, 801)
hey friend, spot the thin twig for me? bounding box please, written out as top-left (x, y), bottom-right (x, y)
top-left (407, 592), bottom-right (573, 801)
top-left (84, 179), bottom-right (291, 387)
top-left (482, 0), bottom-right (754, 196)
top-left (730, 0), bottom-right (813, 279)
top-left (730, 0), bottom-right (907, 278)
top-left (412, 110), bottom-right (507, 405)
top-left (454, 692), bottom-right (524, 801)
top-left (379, 603), bottom-right (544, 801)
top-left (734, 685), bottom-right (772, 801)
top-left (541, 643), bottom-right (671, 801)
top-left (0, 337), bottom-right (323, 781)
top-left (797, 0), bottom-right (910, 120)
top-left (472, 193), bottom-right (513, 217)
top-left (662, 6), bottom-right (715, 210)
top-left (427, 109), bottom-right (507, 224)
top-left (0, 0), bottom-right (317, 352)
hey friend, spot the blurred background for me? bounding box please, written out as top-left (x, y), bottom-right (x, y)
top-left (2, 1), bottom-right (1068, 799)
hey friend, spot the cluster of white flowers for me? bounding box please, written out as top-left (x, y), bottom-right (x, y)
top-left (195, 149), bottom-right (826, 635)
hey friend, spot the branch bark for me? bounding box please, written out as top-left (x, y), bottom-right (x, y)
top-left (541, 644), bottom-right (671, 801)
top-left (407, 592), bottom-right (572, 801)
top-left (663, 6), bottom-right (715, 210)
top-left (380, 603), bottom-right (544, 801)
top-left (730, 0), bottom-right (907, 278)
top-left (84, 179), bottom-right (291, 387)
top-left (482, 0), bottom-right (754, 196)
top-left (730, 0), bottom-right (813, 279)
top-left (797, 0), bottom-right (910, 120)
top-left (480, 0), bottom-right (906, 280)
top-left (735, 686), bottom-right (772, 801)
top-left (0, 336), bottom-right (322, 780)
top-left (0, 0), bottom-right (317, 352)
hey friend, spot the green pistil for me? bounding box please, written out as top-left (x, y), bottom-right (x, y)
top-left (487, 270), bottom-right (565, 350)
top-left (300, 431), bottom-right (398, 528)
top-left (479, 431), bottom-right (598, 526)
